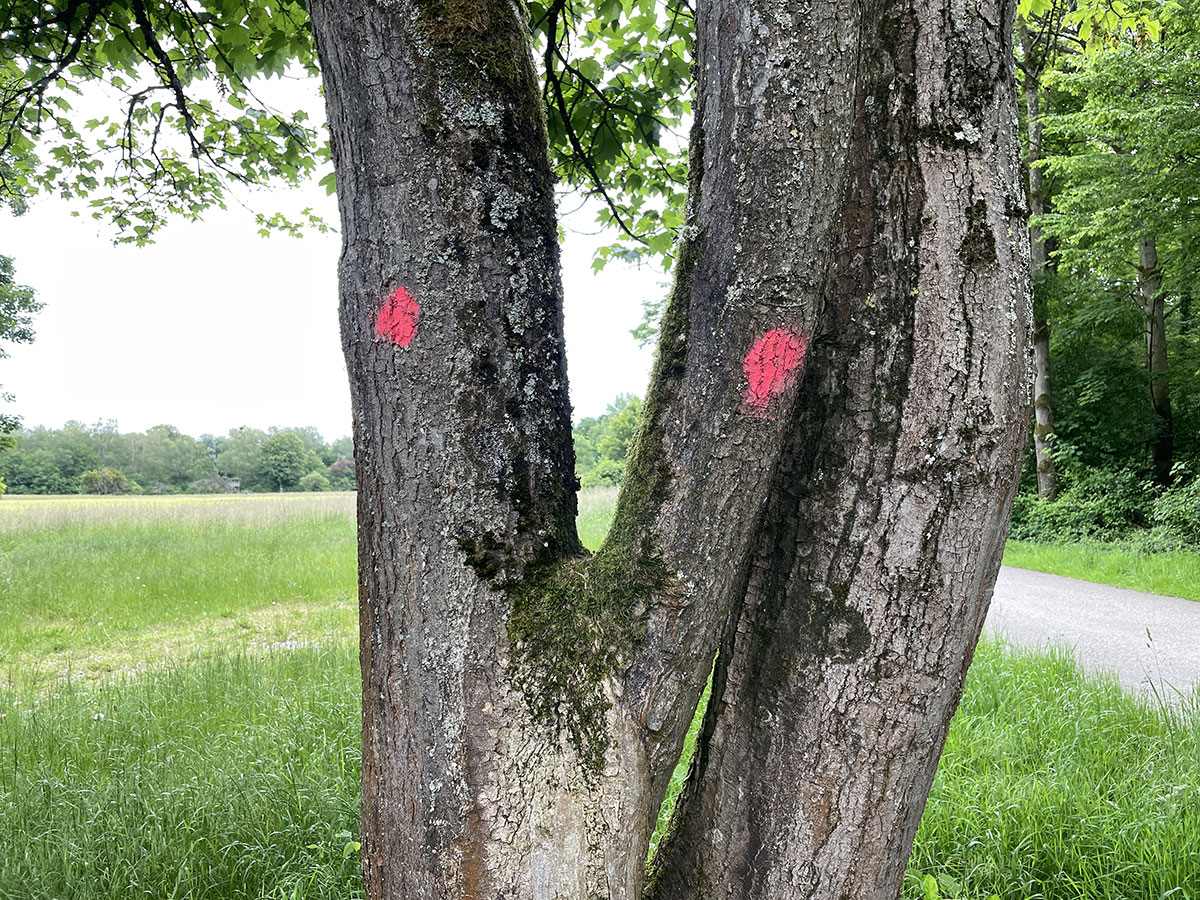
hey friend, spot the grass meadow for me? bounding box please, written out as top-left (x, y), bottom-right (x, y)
top-left (0, 493), bottom-right (356, 690)
top-left (0, 491), bottom-right (1197, 899)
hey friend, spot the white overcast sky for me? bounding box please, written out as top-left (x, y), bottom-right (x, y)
top-left (0, 172), bottom-right (661, 442)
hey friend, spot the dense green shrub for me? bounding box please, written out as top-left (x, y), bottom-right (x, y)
top-left (299, 469), bottom-right (333, 492)
top-left (1151, 474), bottom-right (1200, 546)
top-left (328, 459), bottom-right (356, 490)
top-left (1009, 468), bottom-right (1153, 542)
top-left (1011, 465), bottom-right (1200, 549)
top-left (79, 466), bottom-right (138, 494)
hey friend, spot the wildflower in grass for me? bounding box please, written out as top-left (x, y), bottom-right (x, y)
top-left (93, 712), bottom-right (104, 721)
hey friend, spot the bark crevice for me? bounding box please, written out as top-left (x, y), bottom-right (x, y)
top-left (312, 0), bottom-right (1031, 894)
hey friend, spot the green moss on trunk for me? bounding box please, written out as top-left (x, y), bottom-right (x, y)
top-left (412, 0), bottom-right (529, 97)
top-left (498, 129), bottom-right (704, 773)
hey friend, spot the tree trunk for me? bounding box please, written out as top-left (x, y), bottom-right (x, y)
top-left (308, 2), bottom-right (840, 894)
top-left (1138, 233), bottom-right (1173, 484)
top-left (307, 3), bottom-right (599, 894)
top-left (310, 0), bottom-right (1030, 897)
top-left (1021, 24), bottom-right (1057, 502)
top-left (647, 0), bottom-right (1030, 894)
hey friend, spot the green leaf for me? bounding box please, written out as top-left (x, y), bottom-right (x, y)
top-left (575, 57), bottom-right (604, 83)
top-left (937, 873), bottom-right (962, 897)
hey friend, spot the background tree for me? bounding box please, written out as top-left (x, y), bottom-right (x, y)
top-left (258, 431), bottom-right (308, 491)
top-left (1040, 1), bottom-right (1200, 483)
top-left (328, 458), bottom-right (356, 491)
top-left (0, 253), bottom-right (41, 444)
top-left (1018, 1), bottom-right (1072, 500)
top-left (215, 426), bottom-right (267, 490)
top-left (130, 424), bottom-right (211, 491)
top-left (79, 465), bottom-right (136, 494)
top-left (573, 393), bottom-right (641, 486)
top-left (0, 438), bottom-right (75, 493)
top-left (0, 421), bottom-right (354, 494)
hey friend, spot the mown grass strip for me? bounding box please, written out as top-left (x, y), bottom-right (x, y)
top-left (1005, 540), bottom-right (1200, 603)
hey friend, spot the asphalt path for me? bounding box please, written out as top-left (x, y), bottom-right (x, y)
top-left (986, 566), bottom-right (1200, 700)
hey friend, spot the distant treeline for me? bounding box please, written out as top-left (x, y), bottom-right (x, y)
top-left (0, 422), bottom-right (354, 495)
top-left (0, 401), bottom-right (645, 497)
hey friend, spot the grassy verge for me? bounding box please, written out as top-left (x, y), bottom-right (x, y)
top-left (1004, 540), bottom-right (1200, 602)
top-left (907, 641), bottom-right (1199, 899)
top-left (0, 646), bottom-right (362, 900)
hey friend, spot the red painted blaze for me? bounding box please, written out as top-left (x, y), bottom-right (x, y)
top-left (742, 328), bottom-right (808, 415)
top-left (375, 286), bottom-right (420, 347)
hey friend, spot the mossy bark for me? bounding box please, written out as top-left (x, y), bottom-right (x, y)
top-left (310, 0), bottom-right (1030, 897)
top-left (647, 0), bottom-right (1031, 894)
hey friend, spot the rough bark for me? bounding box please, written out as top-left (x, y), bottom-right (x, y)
top-left (310, 0), bottom-right (1030, 897)
top-left (648, 0), bottom-right (1031, 895)
top-left (308, 1), bottom-right (849, 894)
top-left (1021, 23), bottom-right (1057, 501)
top-left (1138, 233), bottom-right (1173, 485)
top-left (307, 2), bottom-right (595, 894)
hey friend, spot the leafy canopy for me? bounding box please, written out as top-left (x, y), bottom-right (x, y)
top-left (1028, 0), bottom-right (1200, 470)
top-left (1, 0), bottom-right (692, 255)
top-left (1, 0), bottom-right (325, 242)
top-left (0, 253), bottom-right (42, 439)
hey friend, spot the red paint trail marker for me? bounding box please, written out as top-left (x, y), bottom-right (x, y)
top-left (375, 286), bottom-right (420, 347)
top-left (742, 327), bottom-right (808, 416)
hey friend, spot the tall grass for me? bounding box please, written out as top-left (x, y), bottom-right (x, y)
top-left (0, 492), bottom-right (355, 531)
top-left (2, 641), bottom-right (1195, 900)
top-left (0, 494), bottom-right (356, 688)
top-left (2, 493), bottom-right (1197, 899)
top-left (908, 641), bottom-right (1200, 899)
top-left (0, 647), bottom-right (362, 900)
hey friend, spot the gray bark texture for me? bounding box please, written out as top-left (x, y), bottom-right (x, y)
top-left (309, 0), bottom-right (1032, 897)
top-left (647, 0), bottom-right (1030, 894)
top-left (1138, 233), bottom-right (1173, 484)
top-left (1020, 23), bottom-right (1057, 501)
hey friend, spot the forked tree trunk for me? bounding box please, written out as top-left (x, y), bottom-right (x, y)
top-left (646, 0), bottom-right (1029, 894)
top-left (307, 2), bottom-right (824, 893)
top-left (1021, 23), bottom-right (1057, 501)
top-left (1138, 233), bottom-right (1173, 485)
top-left (310, 0), bottom-right (1030, 897)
